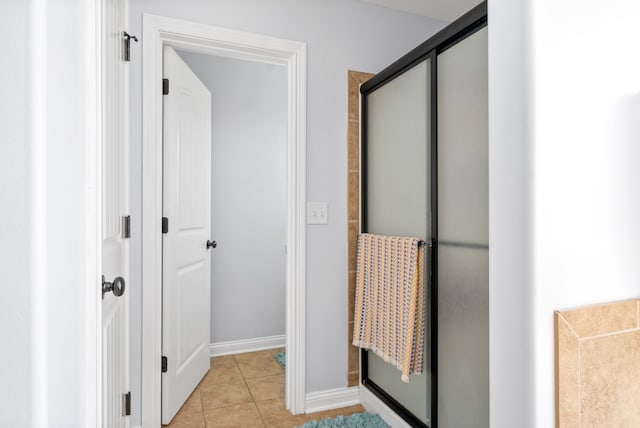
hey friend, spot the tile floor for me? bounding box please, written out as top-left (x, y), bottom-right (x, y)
top-left (165, 348), bottom-right (365, 428)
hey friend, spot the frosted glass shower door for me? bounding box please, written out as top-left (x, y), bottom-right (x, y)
top-left (436, 27), bottom-right (488, 428)
top-left (364, 59), bottom-right (431, 425)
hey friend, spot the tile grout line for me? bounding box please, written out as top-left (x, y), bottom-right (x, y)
top-left (236, 353), bottom-right (269, 427)
top-left (578, 326), bottom-right (640, 341)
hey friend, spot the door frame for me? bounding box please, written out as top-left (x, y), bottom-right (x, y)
top-left (140, 14), bottom-right (308, 426)
top-left (87, 0), bottom-right (101, 425)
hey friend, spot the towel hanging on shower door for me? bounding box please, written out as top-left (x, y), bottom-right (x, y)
top-left (352, 233), bottom-right (426, 383)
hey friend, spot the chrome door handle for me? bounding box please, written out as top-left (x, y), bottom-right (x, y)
top-left (102, 275), bottom-right (126, 299)
top-left (206, 240), bottom-right (217, 249)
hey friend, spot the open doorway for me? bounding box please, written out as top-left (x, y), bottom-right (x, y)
top-left (140, 15), bottom-right (307, 427)
top-left (159, 49), bottom-right (288, 425)
top-left (177, 50), bottom-right (288, 358)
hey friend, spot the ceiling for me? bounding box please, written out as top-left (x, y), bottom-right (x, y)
top-left (357, 0), bottom-right (482, 22)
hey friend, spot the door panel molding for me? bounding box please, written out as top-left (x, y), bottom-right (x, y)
top-left (141, 14), bottom-right (307, 427)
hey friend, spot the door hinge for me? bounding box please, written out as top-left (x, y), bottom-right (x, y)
top-left (161, 356), bottom-right (168, 373)
top-left (162, 78), bottom-right (169, 95)
top-left (123, 391), bottom-right (131, 416)
top-left (122, 215), bottom-right (131, 239)
top-left (162, 217), bottom-right (169, 234)
top-left (122, 31), bottom-right (138, 62)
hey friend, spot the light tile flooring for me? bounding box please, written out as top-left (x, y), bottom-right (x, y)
top-left (165, 348), bottom-right (365, 428)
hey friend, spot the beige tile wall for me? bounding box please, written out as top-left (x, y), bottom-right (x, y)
top-left (347, 70), bottom-right (374, 387)
top-left (555, 299), bottom-right (640, 427)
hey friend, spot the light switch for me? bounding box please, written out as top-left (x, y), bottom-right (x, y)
top-left (307, 202), bottom-right (328, 225)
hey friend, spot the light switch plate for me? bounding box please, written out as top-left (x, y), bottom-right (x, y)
top-left (307, 202), bottom-right (328, 225)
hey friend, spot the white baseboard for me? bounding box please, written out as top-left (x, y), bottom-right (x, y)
top-left (305, 386), bottom-right (360, 414)
top-left (359, 385), bottom-right (413, 428)
top-left (209, 334), bottom-right (285, 357)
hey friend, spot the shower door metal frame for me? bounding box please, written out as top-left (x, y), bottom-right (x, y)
top-left (359, 3), bottom-right (487, 427)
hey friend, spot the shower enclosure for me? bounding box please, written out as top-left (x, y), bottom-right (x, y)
top-left (360, 3), bottom-right (488, 427)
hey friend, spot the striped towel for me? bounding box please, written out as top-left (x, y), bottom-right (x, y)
top-left (352, 233), bottom-right (426, 382)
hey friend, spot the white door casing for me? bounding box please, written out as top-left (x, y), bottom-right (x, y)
top-left (161, 46), bottom-right (212, 424)
top-left (141, 15), bottom-right (307, 426)
top-left (101, 0), bottom-right (130, 426)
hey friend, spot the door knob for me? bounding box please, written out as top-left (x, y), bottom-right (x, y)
top-left (206, 240), bottom-right (217, 249)
top-left (102, 275), bottom-right (126, 299)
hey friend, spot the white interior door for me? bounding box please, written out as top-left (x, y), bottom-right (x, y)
top-left (102, 0), bottom-right (130, 426)
top-left (162, 45), bottom-right (212, 424)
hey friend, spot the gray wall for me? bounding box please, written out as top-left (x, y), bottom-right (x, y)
top-left (128, 0), bottom-right (446, 422)
top-left (177, 51), bottom-right (288, 344)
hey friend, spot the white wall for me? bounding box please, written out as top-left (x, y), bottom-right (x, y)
top-left (0, 1), bottom-right (32, 424)
top-left (128, 0), bottom-right (446, 422)
top-left (0, 0), bottom-right (94, 426)
top-left (489, 0), bottom-right (640, 426)
top-left (488, 0), bottom-right (534, 426)
top-left (177, 51), bottom-right (288, 344)
top-left (43, 4), bottom-right (93, 425)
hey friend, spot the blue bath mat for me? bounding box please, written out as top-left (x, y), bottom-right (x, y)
top-left (296, 412), bottom-right (390, 428)
top-left (275, 351), bottom-right (286, 368)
